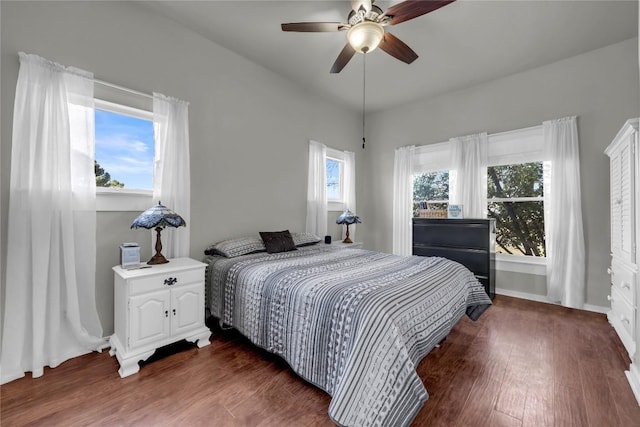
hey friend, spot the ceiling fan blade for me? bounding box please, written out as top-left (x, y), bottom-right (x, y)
top-left (330, 44), bottom-right (357, 73)
top-left (281, 22), bottom-right (346, 32)
top-left (350, 0), bottom-right (372, 13)
top-left (383, 0), bottom-right (455, 26)
top-left (379, 32), bottom-right (418, 64)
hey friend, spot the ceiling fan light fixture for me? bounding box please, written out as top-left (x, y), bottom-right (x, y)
top-left (347, 21), bottom-right (384, 53)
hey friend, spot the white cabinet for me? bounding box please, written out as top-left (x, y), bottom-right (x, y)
top-left (109, 257), bottom-right (211, 378)
top-left (606, 118), bottom-right (640, 405)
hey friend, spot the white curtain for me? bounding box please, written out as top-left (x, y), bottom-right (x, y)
top-left (543, 116), bottom-right (585, 308)
top-left (1, 53), bottom-right (105, 384)
top-left (342, 150), bottom-right (357, 240)
top-left (449, 133), bottom-right (488, 218)
top-left (393, 145), bottom-right (415, 255)
top-left (305, 140), bottom-right (328, 237)
top-left (152, 93), bottom-right (191, 259)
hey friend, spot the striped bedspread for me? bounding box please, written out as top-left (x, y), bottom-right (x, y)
top-left (205, 245), bottom-right (491, 426)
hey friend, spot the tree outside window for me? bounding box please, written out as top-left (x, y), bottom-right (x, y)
top-left (94, 160), bottom-right (124, 188)
top-left (413, 170), bottom-right (449, 216)
top-left (487, 162), bottom-right (546, 256)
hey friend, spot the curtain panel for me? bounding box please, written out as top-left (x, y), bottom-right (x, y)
top-left (342, 150), bottom-right (357, 240)
top-left (393, 145), bottom-right (415, 256)
top-left (2, 53), bottom-right (105, 384)
top-left (543, 116), bottom-right (585, 308)
top-left (306, 140), bottom-right (328, 238)
top-left (449, 133), bottom-right (488, 218)
top-left (152, 93), bottom-right (191, 259)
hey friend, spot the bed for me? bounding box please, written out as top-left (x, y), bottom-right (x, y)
top-left (203, 232), bottom-right (491, 427)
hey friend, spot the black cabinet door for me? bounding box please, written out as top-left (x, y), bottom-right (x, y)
top-left (412, 218), bottom-right (495, 299)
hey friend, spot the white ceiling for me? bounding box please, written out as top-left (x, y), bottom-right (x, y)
top-left (141, 0), bottom-right (638, 113)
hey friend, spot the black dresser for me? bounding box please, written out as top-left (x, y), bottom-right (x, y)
top-left (412, 218), bottom-right (495, 299)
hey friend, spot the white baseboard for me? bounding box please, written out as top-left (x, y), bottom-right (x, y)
top-left (495, 288), bottom-right (609, 314)
top-left (626, 363), bottom-right (640, 406)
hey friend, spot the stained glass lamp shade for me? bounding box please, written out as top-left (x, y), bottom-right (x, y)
top-left (131, 202), bottom-right (186, 265)
top-left (336, 209), bottom-right (361, 244)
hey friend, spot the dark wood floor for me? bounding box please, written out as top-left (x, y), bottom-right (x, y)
top-left (2, 295), bottom-right (639, 426)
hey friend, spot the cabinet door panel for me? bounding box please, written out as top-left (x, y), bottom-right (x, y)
top-left (171, 283), bottom-right (204, 336)
top-left (611, 153), bottom-right (622, 255)
top-left (413, 246), bottom-right (489, 276)
top-left (612, 139), bottom-right (636, 263)
top-left (129, 290), bottom-right (171, 349)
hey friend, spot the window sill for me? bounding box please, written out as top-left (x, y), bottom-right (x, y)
top-left (495, 253), bottom-right (546, 276)
top-left (328, 201), bottom-right (345, 212)
top-left (97, 188), bottom-right (153, 212)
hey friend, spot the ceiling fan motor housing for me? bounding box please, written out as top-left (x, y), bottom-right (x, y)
top-left (348, 4), bottom-right (383, 25)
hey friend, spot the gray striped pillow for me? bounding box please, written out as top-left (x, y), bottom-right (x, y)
top-left (291, 232), bottom-right (322, 247)
top-left (204, 236), bottom-right (266, 258)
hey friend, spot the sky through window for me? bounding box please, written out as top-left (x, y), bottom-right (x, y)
top-left (95, 109), bottom-right (154, 190)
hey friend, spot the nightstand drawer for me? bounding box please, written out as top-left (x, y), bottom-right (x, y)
top-left (130, 268), bottom-right (203, 295)
top-left (611, 260), bottom-right (636, 305)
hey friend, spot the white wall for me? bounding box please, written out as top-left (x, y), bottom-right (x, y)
top-left (0, 1), bottom-right (361, 336)
top-left (362, 37), bottom-right (640, 308)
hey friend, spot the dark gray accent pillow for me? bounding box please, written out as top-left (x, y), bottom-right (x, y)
top-left (259, 230), bottom-right (298, 254)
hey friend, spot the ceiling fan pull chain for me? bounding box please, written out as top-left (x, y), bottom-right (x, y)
top-left (362, 53), bottom-right (366, 149)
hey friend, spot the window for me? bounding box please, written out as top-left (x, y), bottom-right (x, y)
top-left (486, 125), bottom-right (546, 275)
top-left (413, 170), bottom-right (449, 216)
top-left (95, 103), bottom-right (154, 191)
top-left (487, 162), bottom-right (545, 257)
top-left (411, 141), bottom-right (452, 217)
top-left (94, 96), bottom-right (154, 211)
top-left (326, 147), bottom-right (346, 210)
top-left (326, 157), bottom-right (343, 201)
top-left (411, 125), bottom-right (547, 274)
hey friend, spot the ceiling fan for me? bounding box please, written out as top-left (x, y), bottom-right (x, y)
top-left (281, 0), bottom-right (456, 73)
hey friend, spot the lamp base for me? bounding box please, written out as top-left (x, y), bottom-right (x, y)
top-left (147, 226), bottom-right (169, 265)
top-left (147, 253), bottom-right (169, 265)
top-left (342, 224), bottom-right (353, 244)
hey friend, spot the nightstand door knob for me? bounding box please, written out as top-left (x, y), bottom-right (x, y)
top-left (172, 308), bottom-right (176, 316)
top-left (164, 277), bottom-right (178, 286)
top-left (165, 310), bottom-right (169, 317)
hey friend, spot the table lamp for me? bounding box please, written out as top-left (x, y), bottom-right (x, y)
top-left (131, 202), bottom-right (186, 264)
top-left (336, 209), bottom-right (361, 244)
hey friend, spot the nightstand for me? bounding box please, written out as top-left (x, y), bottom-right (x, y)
top-left (325, 241), bottom-right (363, 249)
top-left (109, 257), bottom-right (211, 378)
